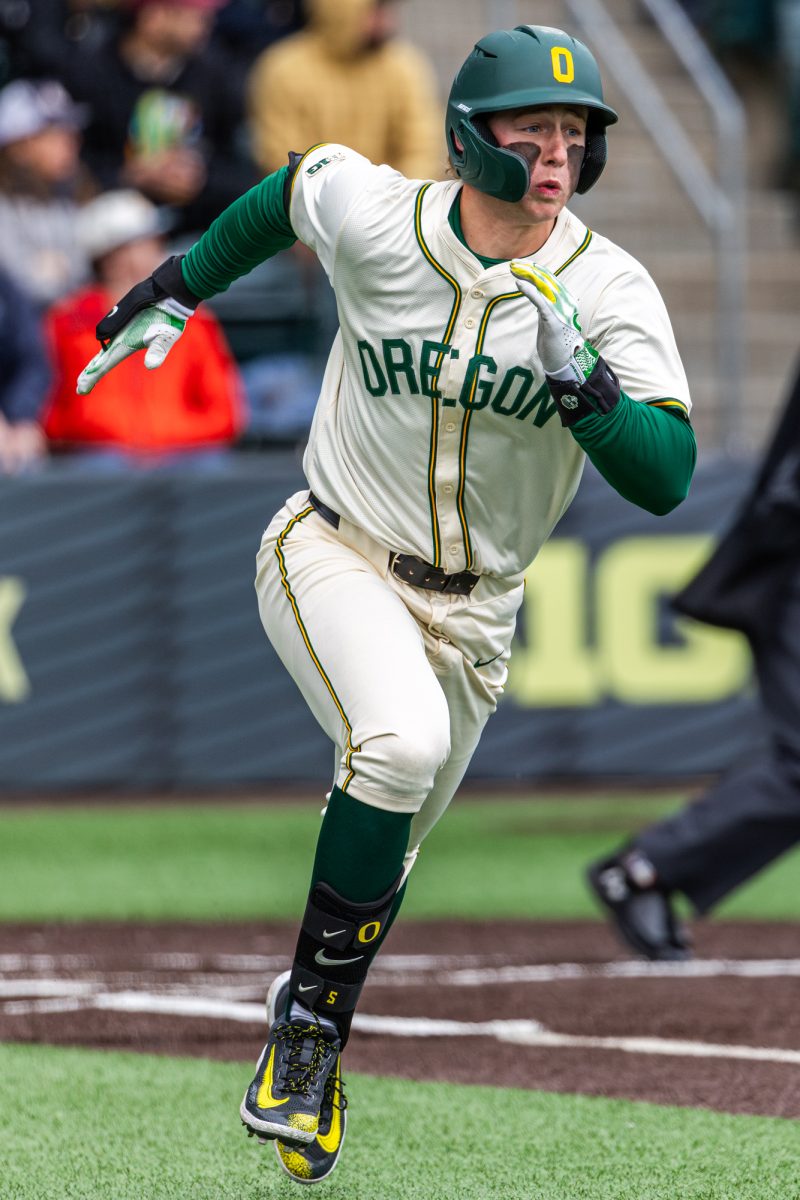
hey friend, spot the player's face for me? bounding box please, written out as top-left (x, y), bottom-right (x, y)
top-left (486, 104), bottom-right (587, 221)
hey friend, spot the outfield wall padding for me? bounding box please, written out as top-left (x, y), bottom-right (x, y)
top-left (0, 454), bottom-right (759, 788)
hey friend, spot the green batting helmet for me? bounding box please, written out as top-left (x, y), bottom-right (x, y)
top-left (447, 25), bottom-right (618, 203)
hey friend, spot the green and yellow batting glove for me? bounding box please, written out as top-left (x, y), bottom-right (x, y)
top-left (76, 256), bottom-right (198, 395)
top-left (510, 260), bottom-right (621, 426)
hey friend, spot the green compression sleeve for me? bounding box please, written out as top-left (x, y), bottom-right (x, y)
top-left (181, 165), bottom-right (296, 299)
top-left (571, 396), bottom-right (696, 515)
top-left (311, 786), bottom-right (412, 902)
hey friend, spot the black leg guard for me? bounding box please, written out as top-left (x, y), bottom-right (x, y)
top-left (289, 872), bottom-right (404, 1046)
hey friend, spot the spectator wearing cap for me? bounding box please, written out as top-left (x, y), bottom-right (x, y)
top-left (247, 0), bottom-right (441, 180)
top-left (42, 189), bottom-right (243, 464)
top-left (0, 78), bottom-right (91, 307)
top-left (0, 267), bottom-right (50, 473)
top-left (61, 0), bottom-right (258, 236)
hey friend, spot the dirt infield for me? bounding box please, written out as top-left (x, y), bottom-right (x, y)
top-left (2, 919), bottom-right (799, 1119)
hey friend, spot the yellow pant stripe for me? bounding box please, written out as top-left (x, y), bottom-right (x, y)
top-left (274, 505), bottom-right (360, 789)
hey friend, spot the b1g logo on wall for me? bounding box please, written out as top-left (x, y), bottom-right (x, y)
top-left (508, 536), bottom-right (750, 707)
top-left (0, 577), bottom-right (29, 703)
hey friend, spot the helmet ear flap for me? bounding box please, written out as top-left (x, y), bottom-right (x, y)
top-left (576, 127), bottom-right (608, 194)
top-left (451, 117), bottom-right (531, 202)
top-left (471, 115), bottom-right (500, 149)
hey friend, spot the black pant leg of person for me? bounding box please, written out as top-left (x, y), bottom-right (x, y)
top-left (637, 569), bottom-right (800, 914)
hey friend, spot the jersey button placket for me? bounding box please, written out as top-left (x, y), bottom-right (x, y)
top-left (435, 303), bottom-right (475, 574)
top-left (436, 417), bottom-right (462, 570)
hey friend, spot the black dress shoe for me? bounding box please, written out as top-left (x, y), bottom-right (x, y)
top-left (587, 848), bottom-right (692, 961)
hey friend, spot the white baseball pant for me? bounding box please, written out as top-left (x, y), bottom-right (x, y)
top-left (255, 490), bottom-right (524, 867)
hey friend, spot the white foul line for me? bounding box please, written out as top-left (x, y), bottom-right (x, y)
top-left (0, 952), bottom-right (470, 975)
top-left (4, 989), bottom-right (800, 1068)
top-left (5, 953), bottom-right (800, 986)
top-left (354, 1014), bottom-right (800, 1064)
top-left (440, 959), bottom-right (800, 985)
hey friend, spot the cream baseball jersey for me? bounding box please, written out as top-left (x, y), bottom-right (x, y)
top-left (290, 143), bottom-right (691, 582)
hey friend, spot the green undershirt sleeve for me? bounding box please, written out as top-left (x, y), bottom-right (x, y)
top-left (181, 165), bottom-right (297, 300)
top-left (571, 395), bottom-right (696, 515)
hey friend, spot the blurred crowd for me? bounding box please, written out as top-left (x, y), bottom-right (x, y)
top-left (0, 0), bottom-right (798, 476)
top-left (680, 0), bottom-right (800, 196)
top-left (0, 0), bottom-right (442, 473)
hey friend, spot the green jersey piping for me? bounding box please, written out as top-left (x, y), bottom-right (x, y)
top-left (646, 397), bottom-right (690, 419)
top-left (457, 290), bottom-right (525, 569)
top-left (414, 183), bottom-right (462, 568)
top-left (554, 229), bottom-right (593, 276)
top-left (288, 143), bottom-right (329, 205)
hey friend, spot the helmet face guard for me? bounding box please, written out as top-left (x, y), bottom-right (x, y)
top-left (447, 25), bottom-right (618, 203)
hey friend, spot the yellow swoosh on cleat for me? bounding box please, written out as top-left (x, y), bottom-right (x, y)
top-left (316, 1060), bottom-right (343, 1154)
top-left (255, 1046), bottom-right (289, 1109)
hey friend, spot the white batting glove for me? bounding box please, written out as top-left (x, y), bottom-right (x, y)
top-left (77, 299), bottom-right (193, 394)
top-left (510, 261), bottom-right (597, 385)
top-left (510, 260), bottom-right (621, 426)
top-left (76, 255), bottom-right (198, 395)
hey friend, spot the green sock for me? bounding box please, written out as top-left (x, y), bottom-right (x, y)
top-left (311, 785), bottom-right (412, 901)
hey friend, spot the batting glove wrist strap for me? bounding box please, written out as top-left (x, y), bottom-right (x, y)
top-left (547, 353), bottom-right (621, 427)
top-left (95, 255), bottom-right (198, 347)
top-left (76, 256), bottom-right (200, 396)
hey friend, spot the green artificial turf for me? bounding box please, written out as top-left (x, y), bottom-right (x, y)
top-left (0, 1043), bottom-right (797, 1200)
top-left (0, 795), bottom-right (797, 922)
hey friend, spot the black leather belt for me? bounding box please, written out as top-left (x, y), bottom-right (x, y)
top-left (308, 492), bottom-right (480, 596)
top-left (389, 553), bottom-right (479, 595)
top-left (309, 491), bottom-right (340, 529)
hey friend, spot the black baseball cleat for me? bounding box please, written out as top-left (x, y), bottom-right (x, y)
top-left (586, 848), bottom-right (692, 961)
top-left (265, 970), bottom-right (348, 1184)
top-left (275, 1052), bottom-right (347, 1184)
top-left (240, 1013), bottom-right (341, 1147)
top-left (266, 969), bottom-right (347, 1185)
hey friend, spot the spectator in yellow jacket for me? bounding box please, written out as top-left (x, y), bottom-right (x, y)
top-left (247, 0), bottom-right (442, 179)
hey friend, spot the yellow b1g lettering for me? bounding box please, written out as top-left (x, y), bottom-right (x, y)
top-left (0, 577), bottom-right (29, 704)
top-left (507, 536), bottom-right (750, 707)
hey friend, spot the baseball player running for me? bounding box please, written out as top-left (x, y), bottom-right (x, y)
top-left (77, 25), bottom-right (695, 1185)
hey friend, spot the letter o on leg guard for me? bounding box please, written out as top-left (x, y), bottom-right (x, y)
top-left (289, 874), bottom-right (404, 1044)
